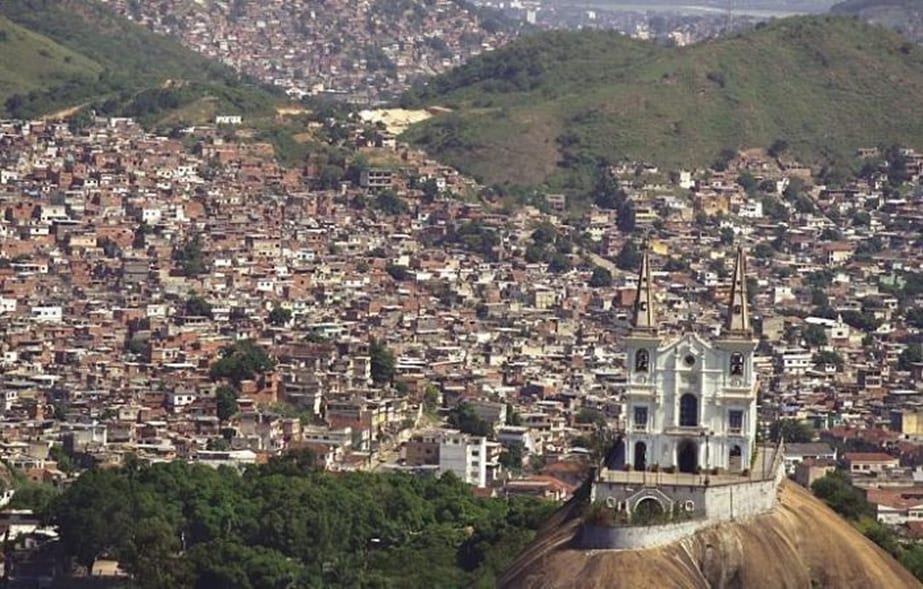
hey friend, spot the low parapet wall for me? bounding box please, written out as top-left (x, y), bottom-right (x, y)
top-left (580, 456), bottom-right (784, 550)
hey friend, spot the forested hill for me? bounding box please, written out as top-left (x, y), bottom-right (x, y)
top-left (0, 0), bottom-right (278, 122)
top-left (831, 0), bottom-right (923, 42)
top-left (19, 453), bottom-right (555, 587)
top-left (401, 16), bottom-right (923, 189)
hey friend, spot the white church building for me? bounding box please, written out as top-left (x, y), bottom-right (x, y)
top-left (622, 247), bottom-right (758, 474)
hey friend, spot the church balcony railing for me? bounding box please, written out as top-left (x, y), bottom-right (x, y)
top-left (662, 425), bottom-right (706, 436)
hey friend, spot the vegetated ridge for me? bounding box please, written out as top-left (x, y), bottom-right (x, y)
top-left (831, 0), bottom-right (923, 42)
top-left (500, 480), bottom-right (922, 589)
top-left (0, 0), bottom-right (278, 123)
top-left (402, 16), bottom-right (923, 190)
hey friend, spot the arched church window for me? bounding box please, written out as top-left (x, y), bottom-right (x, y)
top-left (730, 352), bottom-right (744, 376)
top-left (679, 393), bottom-right (699, 427)
top-left (635, 349), bottom-right (649, 372)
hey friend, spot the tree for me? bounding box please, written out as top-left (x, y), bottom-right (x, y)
top-left (448, 403), bottom-right (492, 436)
top-left (899, 344), bottom-right (923, 370)
top-left (184, 294), bottom-right (213, 318)
top-left (719, 226), bottom-right (735, 246)
top-left (768, 138), bottom-right (789, 158)
top-left (499, 443), bottom-right (524, 471)
top-left (814, 350), bottom-right (844, 369)
top-left (370, 339), bottom-right (396, 386)
top-left (811, 470), bottom-right (873, 520)
top-left (547, 253), bottom-right (571, 274)
top-left (753, 242), bottom-right (775, 259)
top-left (614, 240), bottom-right (641, 271)
top-left (372, 190), bottom-right (407, 215)
top-left (530, 223), bottom-right (557, 247)
top-left (769, 419), bottom-right (814, 443)
top-left (173, 235), bottom-right (207, 276)
top-left (616, 200), bottom-right (636, 233)
top-left (268, 306), bottom-right (292, 326)
top-left (803, 324), bottom-right (828, 347)
top-left (209, 340), bottom-right (275, 385)
top-left (736, 173), bottom-right (758, 194)
top-left (906, 308), bottom-right (923, 329)
top-left (385, 263), bottom-right (411, 281)
top-left (588, 266), bottom-right (613, 288)
top-left (575, 407), bottom-right (607, 426)
top-left (9, 482), bottom-right (61, 517)
top-left (216, 385), bottom-right (239, 423)
top-left (51, 468), bottom-right (133, 572)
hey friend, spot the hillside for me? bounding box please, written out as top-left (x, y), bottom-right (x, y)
top-left (0, 0), bottom-right (278, 123)
top-left (402, 17), bottom-right (923, 189)
top-left (501, 480), bottom-right (922, 589)
top-left (831, 0), bottom-right (923, 42)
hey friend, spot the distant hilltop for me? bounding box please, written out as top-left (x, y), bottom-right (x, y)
top-left (831, 0), bottom-right (923, 43)
top-left (401, 16), bottom-right (923, 187)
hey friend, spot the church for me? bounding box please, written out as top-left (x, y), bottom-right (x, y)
top-left (621, 247), bottom-right (758, 474)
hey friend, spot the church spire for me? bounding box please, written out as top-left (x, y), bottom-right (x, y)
top-left (632, 248), bottom-right (656, 333)
top-left (727, 246), bottom-right (751, 336)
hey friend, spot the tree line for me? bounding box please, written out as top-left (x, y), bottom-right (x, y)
top-left (25, 453), bottom-right (555, 588)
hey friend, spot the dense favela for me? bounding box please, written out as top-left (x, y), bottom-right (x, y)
top-left (1, 0), bottom-right (923, 587)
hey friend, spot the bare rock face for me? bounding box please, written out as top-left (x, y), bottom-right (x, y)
top-left (501, 481), bottom-right (922, 589)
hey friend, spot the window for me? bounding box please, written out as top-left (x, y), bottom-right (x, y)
top-left (635, 349), bottom-right (649, 373)
top-left (684, 354), bottom-right (696, 367)
top-left (633, 406), bottom-right (649, 430)
top-left (729, 410), bottom-right (744, 434)
top-left (679, 394), bottom-right (698, 427)
top-left (730, 352), bottom-right (744, 376)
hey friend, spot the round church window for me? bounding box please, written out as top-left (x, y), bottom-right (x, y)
top-left (684, 354), bottom-right (696, 367)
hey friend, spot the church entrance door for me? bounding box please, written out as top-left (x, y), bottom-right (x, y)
top-left (633, 441), bottom-right (647, 471)
top-left (729, 445), bottom-right (743, 472)
top-left (677, 439), bottom-right (698, 473)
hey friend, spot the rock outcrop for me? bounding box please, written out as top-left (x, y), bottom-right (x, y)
top-left (501, 480), bottom-right (921, 589)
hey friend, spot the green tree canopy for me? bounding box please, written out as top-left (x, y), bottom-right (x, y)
top-left (899, 344), bottom-right (923, 370)
top-left (209, 340), bottom-right (275, 385)
top-left (588, 266), bottom-right (613, 287)
top-left (267, 305), bottom-right (292, 326)
top-left (47, 459), bottom-right (556, 588)
top-left (769, 419), bottom-right (814, 443)
top-left (448, 403), bottom-right (493, 437)
top-left (215, 384), bottom-right (239, 422)
top-left (370, 339), bottom-right (396, 386)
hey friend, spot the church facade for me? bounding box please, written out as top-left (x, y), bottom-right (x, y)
top-left (622, 247), bottom-right (758, 474)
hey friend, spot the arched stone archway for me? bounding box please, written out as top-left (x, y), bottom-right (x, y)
top-left (633, 497), bottom-right (665, 524)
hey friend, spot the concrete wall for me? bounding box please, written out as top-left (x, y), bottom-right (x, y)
top-left (577, 519), bottom-right (710, 550)
top-left (581, 458), bottom-right (784, 550)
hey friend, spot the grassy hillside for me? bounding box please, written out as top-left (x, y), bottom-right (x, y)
top-left (831, 0), bottom-right (923, 43)
top-left (0, 16), bottom-right (102, 103)
top-left (0, 0), bottom-right (278, 123)
top-left (402, 17), bottom-right (923, 190)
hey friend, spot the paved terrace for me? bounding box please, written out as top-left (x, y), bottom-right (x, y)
top-left (596, 444), bottom-right (783, 488)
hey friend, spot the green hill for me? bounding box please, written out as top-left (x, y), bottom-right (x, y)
top-left (401, 16), bottom-right (923, 191)
top-left (0, 16), bottom-right (102, 103)
top-left (0, 0), bottom-right (278, 123)
top-left (831, 0), bottom-right (923, 43)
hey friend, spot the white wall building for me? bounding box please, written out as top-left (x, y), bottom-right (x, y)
top-left (622, 248), bottom-right (758, 474)
top-left (439, 431), bottom-right (488, 487)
